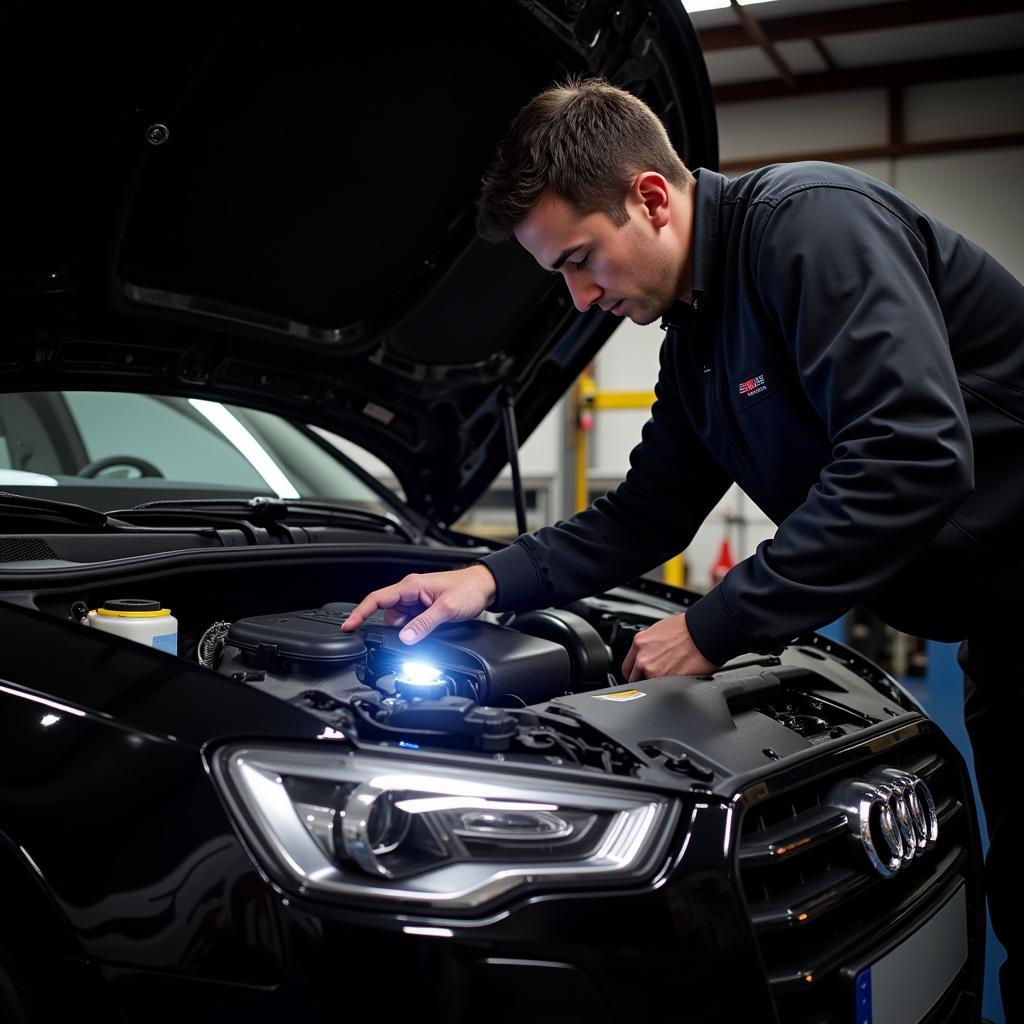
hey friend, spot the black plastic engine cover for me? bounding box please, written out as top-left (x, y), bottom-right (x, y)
top-left (510, 608), bottom-right (610, 687)
top-left (224, 603), bottom-right (573, 708)
top-left (219, 606), bottom-right (370, 703)
top-left (228, 607), bottom-right (368, 663)
top-left (346, 613), bottom-right (572, 707)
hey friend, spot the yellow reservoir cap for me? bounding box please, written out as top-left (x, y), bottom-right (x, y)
top-left (93, 607), bottom-right (172, 618)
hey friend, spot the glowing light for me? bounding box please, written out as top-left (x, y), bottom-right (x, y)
top-left (316, 726), bottom-right (346, 741)
top-left (394, 796), bottom-right (558, 814)
top-left (682, 0), bottom-right (778, 11)
top-left (18, 847), bottom-right (43, 878)
top-left (402, 926), bottom-right (454, 938)
top-left (40, 714), bottom-right (60, 727)
top-left (398, 660), bottom-right (442, 685)
top-left (0, 685), bottom-right (85, 717)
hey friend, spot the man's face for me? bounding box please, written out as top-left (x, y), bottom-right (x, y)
top-left (513, 175), bottom-right (689, 326)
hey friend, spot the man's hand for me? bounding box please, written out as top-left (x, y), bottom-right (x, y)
top-left (341, 565), bottom-right (497, 644)
top-left (621, 612), bottom-right (717, 682)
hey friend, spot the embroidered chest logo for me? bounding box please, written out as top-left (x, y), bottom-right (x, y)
top-left (738, 373), bottom-right (767, 398)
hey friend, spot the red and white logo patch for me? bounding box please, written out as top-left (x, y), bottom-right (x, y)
top-left (738, 373), bottom-right (766, 397)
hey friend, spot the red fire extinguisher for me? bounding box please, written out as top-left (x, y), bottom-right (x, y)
top-left (710, 536), bottom-right (735, 587)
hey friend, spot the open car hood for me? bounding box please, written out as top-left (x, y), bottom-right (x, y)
top-left (2, 1), bottom-right (716, 523)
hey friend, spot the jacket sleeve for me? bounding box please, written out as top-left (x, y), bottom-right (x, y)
top-left (683, 185), bottom-right (974, 666)
top-left (481, 333), bottom-right (732, 610)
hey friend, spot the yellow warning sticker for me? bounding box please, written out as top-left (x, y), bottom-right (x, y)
top-left (593, 689), bottom-right (646, 702)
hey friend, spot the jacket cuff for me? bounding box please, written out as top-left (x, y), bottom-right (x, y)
top-left (683, 587), bottom-right (750, 667)
top-left (478, 541), bottom-right (544, 611)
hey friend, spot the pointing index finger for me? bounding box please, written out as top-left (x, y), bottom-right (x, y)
top-left (341, 586), bottom-right (401, 631)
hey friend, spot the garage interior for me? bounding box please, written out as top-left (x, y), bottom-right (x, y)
top-left (1, 0), bottom-right (1019, 1020)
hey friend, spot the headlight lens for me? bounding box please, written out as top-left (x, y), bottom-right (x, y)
top-left (214, 745), bottom-right (677, 912)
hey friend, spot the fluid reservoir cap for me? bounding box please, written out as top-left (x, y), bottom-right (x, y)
top-left (98, 598), bottom-right (169, 617)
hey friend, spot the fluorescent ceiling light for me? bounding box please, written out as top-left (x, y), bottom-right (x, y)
top-left (683, 0), bottom-right (779, 13)
top-left (189, 399), bottom-right (300, 499)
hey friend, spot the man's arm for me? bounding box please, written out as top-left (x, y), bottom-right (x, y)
top-left (481, 333), bottom-right (732, 612)
top-left (346, 334), bottom-right (731, 647)
top-left (684, 185), bottom-right (973, 666)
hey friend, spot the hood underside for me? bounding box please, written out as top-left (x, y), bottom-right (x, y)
top-left (2, 0), bottom-right (717, 522)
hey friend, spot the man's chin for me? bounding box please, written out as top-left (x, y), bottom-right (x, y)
top-left (629, 307), bottom-right (661, 327)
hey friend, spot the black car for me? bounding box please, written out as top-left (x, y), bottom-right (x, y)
top-left (1, 3), bottom-right (986, 1022)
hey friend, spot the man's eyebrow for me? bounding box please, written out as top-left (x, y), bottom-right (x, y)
top-left (549, 243), bottom-right (584, 272)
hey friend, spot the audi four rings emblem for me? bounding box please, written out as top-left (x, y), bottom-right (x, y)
top-left (828, 768), bottom-right (939, 878)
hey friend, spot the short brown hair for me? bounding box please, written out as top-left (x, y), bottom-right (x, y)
top-left (477, 76), bottom-right (692, 243)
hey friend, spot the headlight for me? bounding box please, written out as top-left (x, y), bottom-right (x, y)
top-left (212, 745), bottom-right (677, 913)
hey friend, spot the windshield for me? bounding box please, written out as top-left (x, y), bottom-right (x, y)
top-left (0, 391), bottom-right (404, 516)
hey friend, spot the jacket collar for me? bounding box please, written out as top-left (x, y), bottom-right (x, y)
top-left (660, 166), bottom-right (726, 330)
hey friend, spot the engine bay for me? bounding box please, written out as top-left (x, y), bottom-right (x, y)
top-left (211, 603), bottom-right (584, 708)
top-left (4, 555), bottom-right (918, 790)
top-left (186, 597), bottom-right (910, 786)
top-left (198, 601), bottom-right (648, 775)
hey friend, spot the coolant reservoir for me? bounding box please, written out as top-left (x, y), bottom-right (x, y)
top-left (86, 599), bottom-right (178, 654)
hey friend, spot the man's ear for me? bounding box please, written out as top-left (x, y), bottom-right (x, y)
top-left (631, 171), bottom-right (671, 229)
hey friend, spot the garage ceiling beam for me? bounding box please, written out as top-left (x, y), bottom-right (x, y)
top-left (728, 0), bottom-right (797, 90)
top-left (719, 131), bottom-right (1024, 173)
top-left (810, 38), bottom-right (838, 73)
top-left (698, 0), bottom-right (1022, 52)
top-left (713, 47), bottom-right (1024, 104)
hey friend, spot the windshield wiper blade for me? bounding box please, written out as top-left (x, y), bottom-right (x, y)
top-left (0, 490), bottom-right (112, 529)
top-left (112, 497), bottom-right (416, 541)
top-left (0, 491), bottom-right (221, 536)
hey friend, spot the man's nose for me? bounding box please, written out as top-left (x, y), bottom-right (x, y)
top-left (565, 274), bottom-right (602, 313)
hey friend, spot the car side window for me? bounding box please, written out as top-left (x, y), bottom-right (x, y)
top-left (63, 392), bottom-right (268, 488)
top-left (2, 391), bottom-right (404, 513)
top-left (0, 394), bottom-right (64, 473)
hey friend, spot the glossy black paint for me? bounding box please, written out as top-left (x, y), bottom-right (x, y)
top-left (0, 606), bottom-right (768, 1023)
top-left (2, 719), bottom-right (770, 1024)
top-left (0, 543), bottom-right (988, 1024)
top-left (0, 611), bottom-right (986, 1023)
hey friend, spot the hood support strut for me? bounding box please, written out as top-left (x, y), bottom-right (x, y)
top-left (499, 389), bottom-right (528, 537)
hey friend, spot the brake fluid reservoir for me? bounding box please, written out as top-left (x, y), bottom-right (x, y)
top-left (86, 598), bottom-right (178, 654)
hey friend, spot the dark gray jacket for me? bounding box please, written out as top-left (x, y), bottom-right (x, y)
top-left (482, 162), bottom-right (1024, 665)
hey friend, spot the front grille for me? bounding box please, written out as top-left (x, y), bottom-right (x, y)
top-left (738, 728), bottom-right (980, 1023)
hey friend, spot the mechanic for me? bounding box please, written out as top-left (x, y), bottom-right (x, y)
top-left (344, 78), bottom-right (1022, 1014)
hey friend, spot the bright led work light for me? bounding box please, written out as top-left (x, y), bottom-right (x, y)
top-left (398, 661), bottom-right (442, 685)
top-left (394, 660), bottom-right (451, 701)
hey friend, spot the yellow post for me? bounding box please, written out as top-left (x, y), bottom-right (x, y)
top-left (593, 390), bottom-right (655, 410)
top-left (663, 553), bottom-right (685, 588)
top-left (574, 379), bottom-right (685, 586)
top-left (576, 374), bottom-right (596, 512)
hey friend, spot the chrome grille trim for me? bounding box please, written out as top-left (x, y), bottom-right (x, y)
top-left (736, 733), bottom-right (975, 1022)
